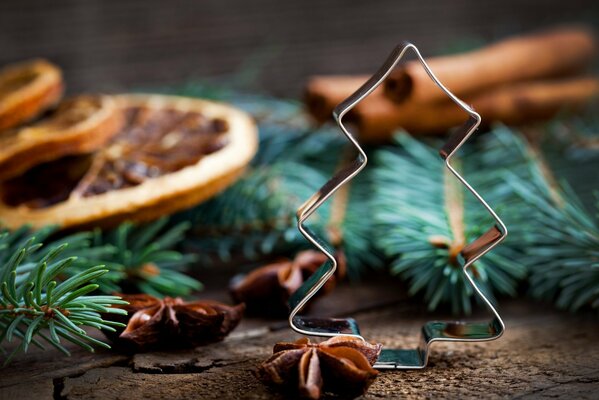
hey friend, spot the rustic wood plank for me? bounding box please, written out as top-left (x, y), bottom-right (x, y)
top-left (359, 304), bottom-right (599, 399)
top-left (1, 277), bottom-right (597, 399)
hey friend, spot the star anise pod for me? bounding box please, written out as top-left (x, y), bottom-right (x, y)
top-left (229, 250), bottom-right (346, 317)
top-left (105, 294), bottom-right (244, 351)
top-left (256, 336), bottom-right (382, 399)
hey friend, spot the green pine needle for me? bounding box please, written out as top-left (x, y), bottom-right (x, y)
top-left (0, 230), bottom-right (126, 365)
top-left (509, 159), bottom-right (599, 312)
top-left (3, 219), bottom-right (201, 298)
top-left (373, 128), bottom-right (531, 314)
top-left (82, 218), bottom-right (201, 297)
top-left (184, 161), bottom-right (328, 264)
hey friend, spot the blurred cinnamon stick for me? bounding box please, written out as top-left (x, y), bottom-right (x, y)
top-left (304, 75), bottom-right (370, 122)
top-left (349, 77), bottom-right (599, 142)
top-left (384, 27), bottom-right (597, 104)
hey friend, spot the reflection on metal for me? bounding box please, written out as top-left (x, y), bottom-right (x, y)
top-left (289, 42), bottom-right (508, 369)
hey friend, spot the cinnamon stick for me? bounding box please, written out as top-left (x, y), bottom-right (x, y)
top-left (349, 77), bottom-right (599, 142)
top-left (383, 27), bottom-right (597, 104)
top-left (304, 75), bottom-right (369, 122)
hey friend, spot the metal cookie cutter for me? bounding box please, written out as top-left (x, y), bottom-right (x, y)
top-left (288, 42), bottom-right (508, 370)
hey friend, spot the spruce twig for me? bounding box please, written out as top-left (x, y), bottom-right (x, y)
top-left (5, 220), bottom-right (202, 298)
top-left (0, 230), bottom-right (127, 365)
top-left (85, 218), bottom-right (201, 297)
top-left (171, 84), bottom-right (599, 312)
top-left (509, 145), bottom-right (599, 312)
top-left (373, 128), bottom-right (530, 314)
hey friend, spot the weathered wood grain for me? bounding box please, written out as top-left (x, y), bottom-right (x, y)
top-left (1, 278), bottom-right (597, 399)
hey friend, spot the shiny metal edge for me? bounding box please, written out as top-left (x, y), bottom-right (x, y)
top-left (289, 42), bottom-right (508, 369)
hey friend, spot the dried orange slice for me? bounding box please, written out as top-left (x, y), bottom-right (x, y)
top-left (0, 95), bottom-right (124, 181)
top-left (0, 94), bottom-right (258, 229)
top-left (0, 59), bottom-right (63, 131)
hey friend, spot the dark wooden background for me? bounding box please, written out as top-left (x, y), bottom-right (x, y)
top-left (1, 0), bottom-right (597, 96)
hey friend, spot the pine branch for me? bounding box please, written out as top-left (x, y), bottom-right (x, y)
top-left (373, 128), bottom-right (531, 314)
top-left (165, 83), bottom-right (599, 311)
top-left (3, 219), bottom-right (201, 298)
top-left (0, 229), bottom-right (127, 365)
top-left (334, 166), bottom-right (384, 277)
top-left (533, 108), bottom-right (599, 210)
top-left (183, 161), bottom-right (328, 263)
top-left (508, 149), bottom-right (599, 312)
top-left (79, 219), bottom-right (202, 298)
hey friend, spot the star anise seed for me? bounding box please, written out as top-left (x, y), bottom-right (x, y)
top-left (256, 336), bottom-right (381, 399)
top-left (230, 250), bottom-right (346, 317)
top-left (105, 294), bottom-right (244, 351)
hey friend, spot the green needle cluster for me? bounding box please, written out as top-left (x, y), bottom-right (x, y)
top-left (0, 230), bottom-right (127, 365)
top-left (373, 129), bottom-right (531, 314)
top-left (86, 218), bottom-right (201, 297)
top-left (510, 158), bottom-right (599, 312)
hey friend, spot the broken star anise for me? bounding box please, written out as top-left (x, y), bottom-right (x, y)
top-left (256, 336), bottom-right (382, 400)
top-left (105, 294), bottom-right (244, 351)
top-left (229, 250), bottom-right (346, 317)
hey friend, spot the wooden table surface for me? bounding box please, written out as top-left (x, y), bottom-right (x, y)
top-left (1, 276), bottom-right (598, 399)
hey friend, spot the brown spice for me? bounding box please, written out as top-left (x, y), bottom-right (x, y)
top-left (229, 250), bottom-right (346, 317)
top-left (304, 75), bottom-right (599, 143)
top-left (104, 294), bottom-right (244, 351)
top-left (256, 336), bottom-right (381, 399)
top-left (384, 27), bottom-right (597, 104)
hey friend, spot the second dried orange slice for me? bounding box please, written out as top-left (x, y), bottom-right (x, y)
top-left (0, 59), bottom-right (64, 131)
top-left (0, 94), bottom-right (258, 229)
top-left (0, 95), bottom-right (123, 180)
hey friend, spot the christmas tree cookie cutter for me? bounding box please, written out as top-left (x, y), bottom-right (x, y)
top-left (289, 42), bottom-right (508, 369)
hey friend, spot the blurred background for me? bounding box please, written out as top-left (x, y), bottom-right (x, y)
top-left (1, 0), bottom-right (598, 96)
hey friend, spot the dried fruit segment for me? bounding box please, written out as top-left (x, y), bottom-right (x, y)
top-left (0, 95), bottom-right (123, 180)
top-left (0, 59), bottom-right (63, 131)
top-left (0, 94), bottom-right (258, 229)
top-left (70, 102), bottom-right (229, 198)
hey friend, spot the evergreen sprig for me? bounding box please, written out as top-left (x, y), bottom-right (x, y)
top-left (184, 161), bottom-right (329, 264)
top-left (373, 128), bottom-right (531, 314)
top-left (534, 109), bottom-right (599, 210)
top-left (509, 157), bottom-right (599, 312)
top-left (3, 220), bottom-right (202, 298)
top-left (174, 84), bottom-right (599, 314)
top-left (85, 218), bottom-right (201, 297)
top-left (0, 229), bottom-right (127, 365)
